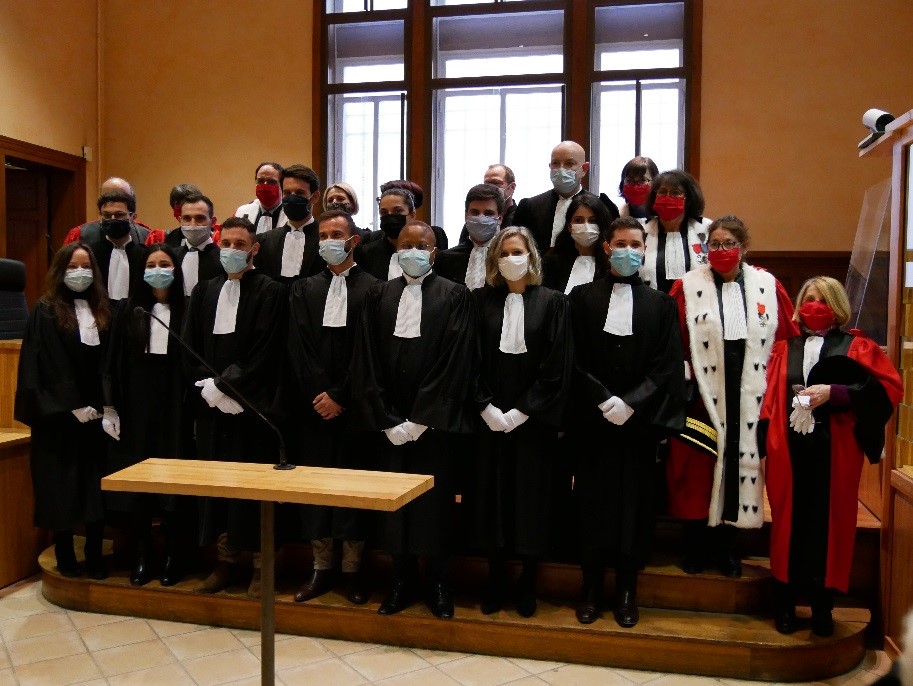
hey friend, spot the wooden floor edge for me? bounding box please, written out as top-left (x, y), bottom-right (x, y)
top-left (41, 570), bottom-right (868, 682)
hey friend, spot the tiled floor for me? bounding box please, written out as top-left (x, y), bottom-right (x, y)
top-left (0, 576), bottom-right (894, 686)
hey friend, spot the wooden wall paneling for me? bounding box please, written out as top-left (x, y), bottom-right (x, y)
top-left (0, 341), bottom-right (25, 430)
top-left (0, 437), bottom-right (42, 587)
top-left (747, 251), bottom-right (851, 300)
top-left (888, 471), bottom-right (913, 654)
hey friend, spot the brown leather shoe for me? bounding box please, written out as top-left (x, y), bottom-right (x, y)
top-left (194, 561), bottom-right (237, 594)
top-left (294, 568), bottom-right (335, 603)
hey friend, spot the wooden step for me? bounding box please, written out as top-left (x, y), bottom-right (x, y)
top-left (39, 545), bottom-right (869, 682)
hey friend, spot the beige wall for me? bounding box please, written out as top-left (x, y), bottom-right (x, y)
top-left (0, 1), bottom-right (99, 211)
top-left (700, 0), bottom-right (913, 251)
top-left (102, 0), bottom-right (315, 231)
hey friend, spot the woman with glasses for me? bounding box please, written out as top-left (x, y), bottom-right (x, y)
top-left (617, 156), bottom-right (659, 222)
top-left (642, 169), bottom-right (712, 293)
top-left (542, 193), bottom-right (611, 294)
top-left (665, 216), bottom-right (798, 579)
top-left (761, 276), bottom-right (901, 637)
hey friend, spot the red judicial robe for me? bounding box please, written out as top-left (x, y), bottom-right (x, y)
top-left (761, 330), bottom-right (902, 592)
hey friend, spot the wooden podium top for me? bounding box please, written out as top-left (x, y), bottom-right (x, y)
top-left (102, 458), bottom-right (434, 512)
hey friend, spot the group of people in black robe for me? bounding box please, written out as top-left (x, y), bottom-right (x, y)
top-left (14, 154), bottom-right (902, 636)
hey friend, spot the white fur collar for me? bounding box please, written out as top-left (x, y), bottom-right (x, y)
top-left (641, 217), bottom-right (711, 290)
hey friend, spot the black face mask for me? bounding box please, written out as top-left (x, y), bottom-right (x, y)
top-left (282, 194), bottom-right (311, 222)
top-left (102, 218), bottom-right (131, 239)
top-left (380, 214), bottom-right (408, 240)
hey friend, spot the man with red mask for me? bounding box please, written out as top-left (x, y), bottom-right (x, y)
top-left (641, 169), bottom-right (712, 294)
top-left (234, 162), bottom-right (287, 235)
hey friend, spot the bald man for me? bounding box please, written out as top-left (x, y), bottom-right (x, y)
top-left (512, 141), bottom-right (618, 252)
top-left (350, 220), bottom-right (477, 620)
top-left (64, 176), bottom-right (156, 246)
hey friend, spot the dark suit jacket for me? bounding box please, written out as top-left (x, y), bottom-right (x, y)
top-left (353, 235), bottom-right (397, 281)
top-left (433, 242), bottom-right (472, 285)
top-left (81, 234), bottom-right (148, 301)
top-left (254, 222), bottom-right (322, 285)
top-left (178, 241), bottom-right (223, 286)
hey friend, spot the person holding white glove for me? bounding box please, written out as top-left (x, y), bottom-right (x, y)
top-left (14, 243), bottom-right (111, 580)
top-left (462, 225), bottom-right (572, 620)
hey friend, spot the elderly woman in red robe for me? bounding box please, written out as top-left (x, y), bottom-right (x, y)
top-left (761, 276), bottom-right (902, 637)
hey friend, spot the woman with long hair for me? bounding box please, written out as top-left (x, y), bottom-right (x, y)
top-left (15, 242), bottom-right (112, 579)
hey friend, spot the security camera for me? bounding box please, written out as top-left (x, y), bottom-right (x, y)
top-left (858, 108), bottom-right (895, 149)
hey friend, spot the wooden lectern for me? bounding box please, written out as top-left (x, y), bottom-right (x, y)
top-left (102, 458), bottom-right (433, 686)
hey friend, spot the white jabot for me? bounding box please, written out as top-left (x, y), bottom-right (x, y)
top-left (213, 279), bottom-right (241, 334)
top-left (280, 225), bottom-right (309, 278)
top-left (551, 195), bottom-right (575, 247)
top-left (499, 292), bottom-right (527, 354)
top-left (387, 252), bottom-right (403, 280)
top-left (663, 231), bottom-right (686, 281)
top-left (564, 255), bottom-right (596, 294)
top-left (74, 299), bottom-right (100, 346)
top-left (803, 335), bottom-right (825, 384)
top-left (182, 237), bottom-right (213, 296)
top-left (148, 303), bottom-right (170, 354)
top-left (721, 281), bottom-right (748, 340)
top-left (603, 283), bottom-right (634, 336)
top-left (323, 266), bottom-right (352, 328)
top-left (466, 244), bottom-right (489, 290)
top-left (256, 213), bottom-right (273, 234)
top-left (107, 240), bottom-right (131, 300)
top-left (393, 271), bottom-right (429, 338)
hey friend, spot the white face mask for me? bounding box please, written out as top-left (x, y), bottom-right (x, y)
top-left (570, 222), bottom-right (600, 247)
top-left (498, 254), bottom-right (529, 282)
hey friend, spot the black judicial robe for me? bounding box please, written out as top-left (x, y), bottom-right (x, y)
top-left (254, 223), bottom-right (323, 285)
top-left (178, 242), bottom-right (223, 289)
top-left (432, 242), bottom-right (473, 286)
top-left (541, 251), bottom-right (605, 294)
top-left (182, 270), bottom-right (288, 549)
top-left (353, 236), bottom-right (397, 281)
top-left (102, 300), bottom-right (191, 514)
top-left (349, 271), bottom-right (477, 556)
top-left (762, 330), bottom-right (902, 592)
top-left (281, 265), bottom-right (379, 541)
top-left (14, 301), bottom-right (107, 531)
top-left (81, 236), bottom-right (149, 301)
top-left (463, 284), bottom-right (572, 556)
top-left (567, 274), bottom-right (686, 565)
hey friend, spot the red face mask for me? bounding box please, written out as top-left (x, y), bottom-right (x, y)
top-left (256, 183), bottom-right (282, 210)
top-left (652, 195), bottom-right (685, 222)
top-left (798, 300), bottom-right (835, 332)
top-left (622, 183), bottom-right (650, 207)
top-left (708, 247), bottom-right (741, 274)
top-left (172, 204), bottom-right (182, 220)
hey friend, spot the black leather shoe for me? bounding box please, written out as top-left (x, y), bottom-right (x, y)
top-left (160, 553), bottom-right (181, 587)
top-left (54, 541), bottom-right (80, 578)
top-left (85, 558), bottom-right (108, 581)
top-left (811, 609), bottom-right (834, 637)
top-left (294, 568), bottom-right (336, 602)
top-left (130, 556), bottom-right (153, 586)
top-left (775, 606), bottom-right (797, 634)
top-left (681, 555), bottom-right (704, 575)
top-left (613, 587), bottom-right (639, 628)
top-left (716, 553), bottom-right (743, 578)
top-left (427, 583), bottom-right (454, 620)
top-left (516, 586), bottom-right (537, 618)
top-left (575, 587), bottom-right (601, 625)
top-left (342, 570), bottom-right (369, 605)
top-left (378, 578), bottom-right (413, 615)
top-left (480, 584), bottom-right (504, 615)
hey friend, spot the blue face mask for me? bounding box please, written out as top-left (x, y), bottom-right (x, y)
top-left (144, 267), bottom-right (175, 289)
top-left (550, 167), bottom-right (579, 195)
top-left (610, 247), bottom-right (644, 277)
top-left (220, 247), bottom-right (252, 275)
top-left (318, 237), bottom-right (352, 266)
top-left (398, 248), bottom-right (433, 278)
top-left (465, 214), bottom-right (499, 244)
top-left (63, 267), bottom-right (93, 293)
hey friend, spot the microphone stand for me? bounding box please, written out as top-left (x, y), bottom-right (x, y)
top-left (138, 307), bottom-right (295, 470)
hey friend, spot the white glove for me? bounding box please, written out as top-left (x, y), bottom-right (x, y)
top-left (215, 395), bottom-right (244, 415)
top-left (196, 378), bottom-right (223, 408)
top-left (384, 424), bottom-right (411, 446)
top-left (480, 404), bottom-right (510, 432)
top-left (603, 396), bottom-right (634, 425)
top-left (72, 406), bottom-right (101, 423)
top-left (401, 421), bottom-right (427, 442)
top-left (789, 397), bottom-right (815, 435)
top-left (503, 409), bottom-right (529, 433)
top-left (598, 397), bottom-right (618, 413)
top-left (102, 406), bottom-right (121, 440)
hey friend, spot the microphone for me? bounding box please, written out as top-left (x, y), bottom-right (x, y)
top-left (135, 306), bottom-right (294, 470)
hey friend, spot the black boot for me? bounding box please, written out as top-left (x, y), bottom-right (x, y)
top-left (810, 587), bottom-right (835, 638)
top-left (713, 525), bottom-right (742, 578)
top-left (575, 583), bottom-right (602, 624)
top-left (613, 567), bottom-right (640, 628)
top-left (681, 519), bottom-right (707, 574)
top-left (481, 553), bottom-right (506, 615)
top-left (54, 530), bottom-right (80, 577)
top-left (773, 581), bottom-right (797, 634)
top-left (130, 536), bottom-right (154, 586)
top-left (515, 557), bottom-right (538, 618)
top-left (159, 516), bottom-right (182, 587)
top-left (83, 521), bottom-right (108, 580)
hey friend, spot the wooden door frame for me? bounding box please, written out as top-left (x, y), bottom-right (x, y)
top-left (0, 136), bottom-right (87, 259)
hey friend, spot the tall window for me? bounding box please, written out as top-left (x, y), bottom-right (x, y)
top-left (320, 1), bottom-right (696, 244)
